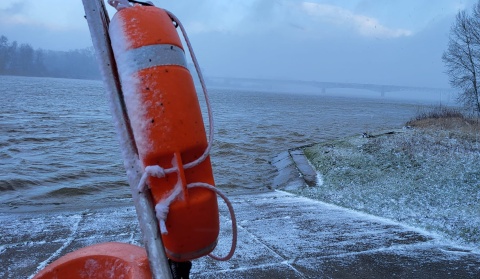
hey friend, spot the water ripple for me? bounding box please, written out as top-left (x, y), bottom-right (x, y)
top-left (0, 76), bottom-right (426, 211)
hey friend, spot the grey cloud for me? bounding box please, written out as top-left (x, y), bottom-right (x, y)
top-left (1, 1), bottom-right (27, 14)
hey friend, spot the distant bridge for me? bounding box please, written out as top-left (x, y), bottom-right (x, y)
top-left (205, 77), bottom-right (452, 97)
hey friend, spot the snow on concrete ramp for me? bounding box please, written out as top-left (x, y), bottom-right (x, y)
top-left (1, 191), bottom-right (479, 278)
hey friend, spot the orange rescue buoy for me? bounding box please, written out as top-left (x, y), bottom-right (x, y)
top-left (33, 242), bottom-right (151, 279)
top-left (109, 5), bottom-right (219, 262)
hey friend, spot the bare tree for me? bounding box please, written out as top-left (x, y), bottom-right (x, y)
top-left (442, 8), bottom-right (480, 114)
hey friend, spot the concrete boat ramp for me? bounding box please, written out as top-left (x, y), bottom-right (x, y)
top-left (1, 152), bottom-right (480, 278)
top-left (2, 190), bottom-right (479, 278)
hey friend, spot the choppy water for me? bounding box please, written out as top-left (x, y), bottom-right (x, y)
top-left (1, 75), bottom-right (433, 212)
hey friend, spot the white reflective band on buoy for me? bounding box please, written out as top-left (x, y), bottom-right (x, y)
top-left (120, 44), bottom-right (187, 75)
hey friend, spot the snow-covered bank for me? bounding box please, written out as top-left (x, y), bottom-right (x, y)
top-left (296, 117), bottom-right (480, 249)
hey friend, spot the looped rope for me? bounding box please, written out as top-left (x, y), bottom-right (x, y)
top-left (155, 181), bottom-right (183, 234)
top-left (165, 10), bottom-right (215, 171)
top-left (137, 165), bottom-right (176, 192)
top-left (150, 181), bottom-right (237, 261)
top-left (188, 183), bottom-right (237, 261)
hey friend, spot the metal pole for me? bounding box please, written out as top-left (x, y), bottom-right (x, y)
top-left (81, 1), bottom-right (172, 278)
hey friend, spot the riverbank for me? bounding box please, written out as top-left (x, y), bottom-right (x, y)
top-left (295, 109), bottom-right (480, 249)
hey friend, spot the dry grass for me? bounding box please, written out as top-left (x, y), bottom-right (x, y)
top-left (406, 106), bottom-right (480, 135)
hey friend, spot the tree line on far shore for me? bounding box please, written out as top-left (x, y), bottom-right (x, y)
top-left (0, 35), bottom-right (100, 80)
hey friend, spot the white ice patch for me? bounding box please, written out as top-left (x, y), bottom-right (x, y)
top-left (81, 259), bottom-right (101, 278)
top-left (28, 214), bottom-right (83, 279)
top-left (109, 14), bottom-right (153, 157)
top-left (315, 171), bottom-right (324, 186)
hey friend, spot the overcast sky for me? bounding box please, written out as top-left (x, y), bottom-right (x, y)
top-left (0, 0), bottom-right (476, 87)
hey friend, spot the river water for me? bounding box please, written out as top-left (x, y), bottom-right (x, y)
top-left (0, 75), bottom-right (439, 212)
